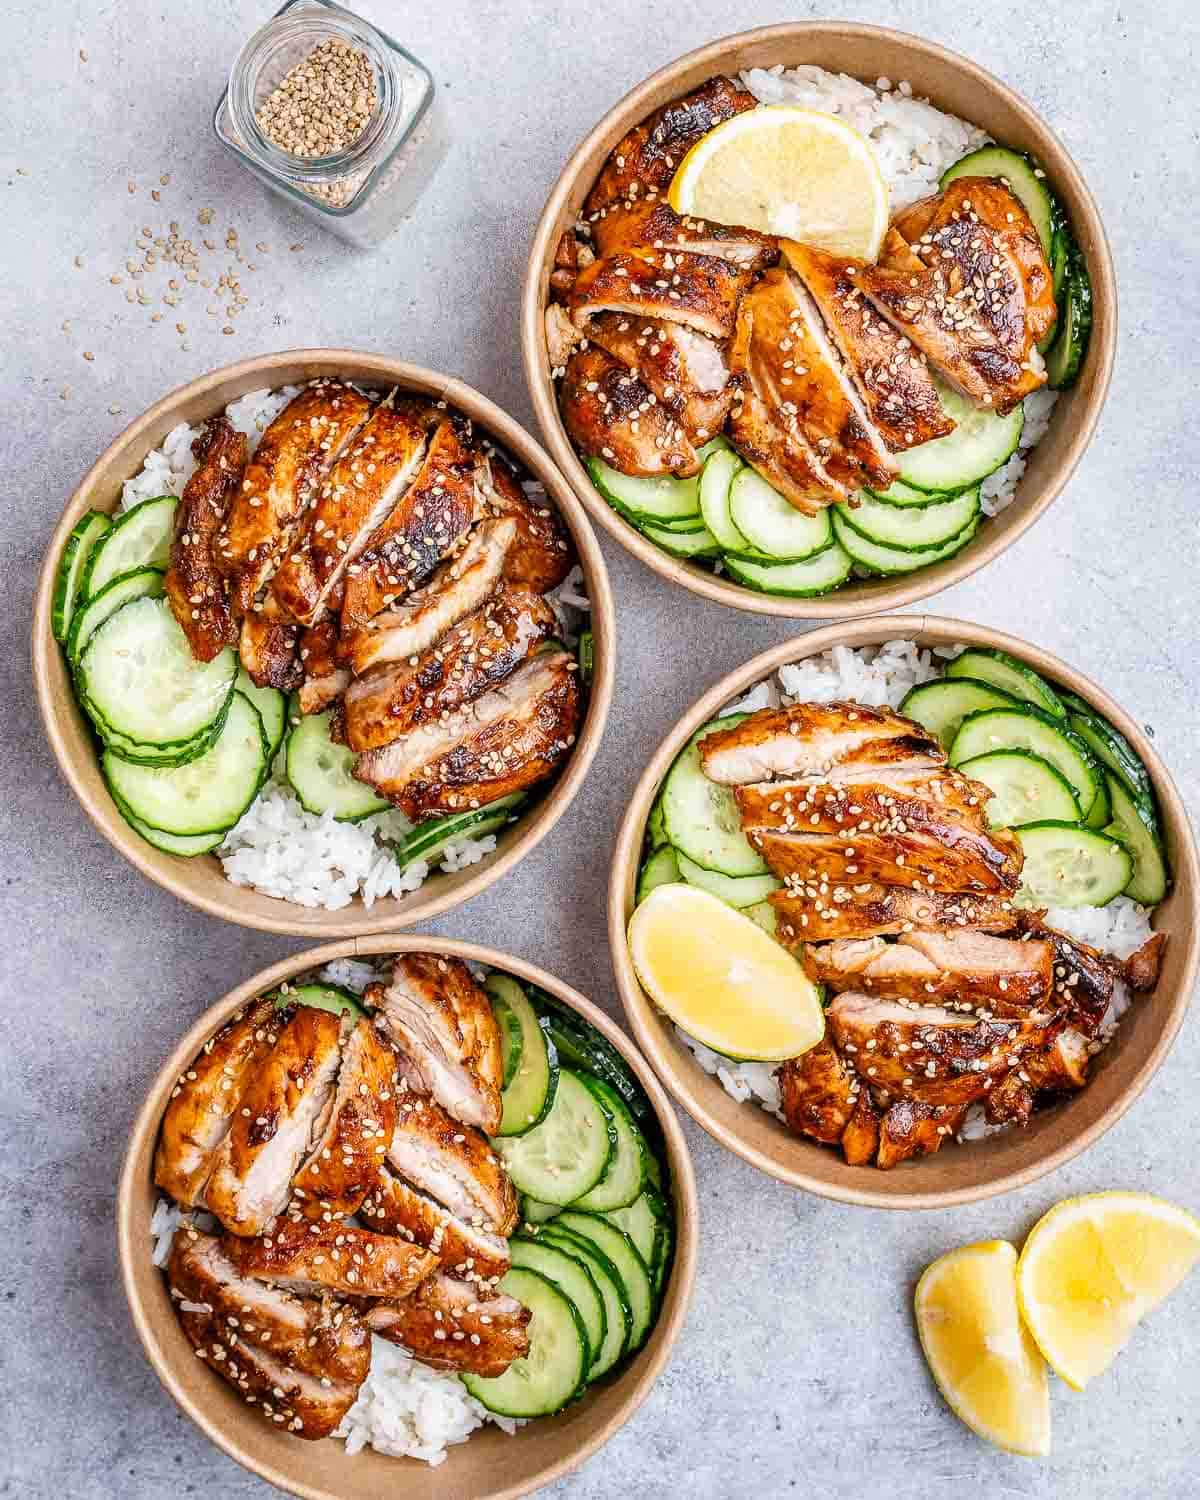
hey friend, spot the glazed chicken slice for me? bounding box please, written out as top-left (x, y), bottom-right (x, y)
top-left (590, 197), bottom-right (778, 271)
top-left (840, 1088), bottom-right (882, 1165)
top-left (732, 267), bottom-right (898, 492)
top-left (153, 998), bottom-right (281, 1208)
top-left (296, 615), bottom-right (350, 715)
top-left (227, 1216), bottom-right (437, 1300)
top-left (353, 650), bottom-right (580, 820)
top-left (216, 380), bottom-right (373, 614)
top-left (367, 954), bottom-right (504, 1134)
top-left (803, 929), bottom-right (1054, 1013)
top-left (168, 1230), bottom-right (371, 1389)
top-left (362, 1166), bottom-right (510, 1282)
top-left (560, 346), bottom-right (700, 477)
top-left (340, 412), bottom-right (480, 633)
top-left (476, 455), bottom-right (576, 594)
top-left (569, 249), bottom-right (757, 344)
top-left (734, 765), bottom-right (993, 837)
top-left (343, 586), bottom-right (556, 752)
top-left (584, 75), bottom-right (757, 215)
top-left (984, 1026), bottom-right (1091, 1127)
top-left (239, 595), bottom-right (303, 692)
top-left (770, 883), bottom-right (1018, 944)
top-left (368, 1274), bottom-right (531, 1378)
top-left (164, 415), bottom-right (247, 661)
top-left (268, 396), bottom-right (438, 628)
top-left (203, 1005), bottom-right (344, 1238)
top-left (1016, 914), bottom-right (1117, 1036)
top-left (753, 821), bottom-right (1022, 894)
top-left (699, 702), bottom-right (944, 785)
top-left (875, 1100), bottom-right (967, 1170)
top-left (827, 991), bottom-right (1056, 1108)
top-left (585, 312), bottom-right (734, 445)
top-left (343, 517), bottom-right (515, 676)
top-left (386, 1092), bottom-right (519, 1235)
top-left (783, 239), bottom-right (955, 452)
top-left (292, 1018), bottom-right (400, 1218)
top-left (776, 1039), bottom-right (857, 1145)
top-left (727, 368), bottom-right (844, 513)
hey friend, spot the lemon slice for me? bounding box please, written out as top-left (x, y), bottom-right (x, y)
top-left (1016, 1191), bottom-right (1200, 1390)
top-left (668, 105), bottom-right (888, 259)
top-left (915, 1240), bottom-right (1050, 1457)
top-left (627, 882), bottom-right (823, 1061)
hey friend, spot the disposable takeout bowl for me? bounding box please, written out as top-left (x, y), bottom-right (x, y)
top-left (33, 350), bottom-right (614, 936)
top-left (523, 22), bottom-right (1117, 619)
top-left (118, 935), bottom-right (697, 1499)
top-left (609, 616), bottom-right (1197, 1208)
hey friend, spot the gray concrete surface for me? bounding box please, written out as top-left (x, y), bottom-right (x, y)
top-left (3, 0), bottom-right (1198, 1495)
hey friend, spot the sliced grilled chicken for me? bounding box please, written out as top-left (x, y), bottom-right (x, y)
top-left (353, 650), bottom-right (580, 819)
top-left (368, 954), bottom-right (503, 1134)
top-left (985, 1025), bottom-right (1091, 1127)
top-left (238, 595), bottom-right (303, 692)
top-left (754, 822), bottom-right (1022, 894)
top-left (342, 586), bottom-right (556, 753)
top-left (340, 412), bottom-right (479, 632)
top-left (590, 197), bottom-right (778, 271)
top-left (268, 397), bottom-right (437, 628)
top-left (827, 992), bottom-right (1055, 1108)
top-left (386, 1092), bottom-right (519, 1235)
top-left (153, 998), bottom-right (281, 1208)
top-left (227, 1216), bottom-right (437, 1300)
top-left (771, 883), bottom-right (1018, 944)
top-left (776, 1039), bottom-right (857, 1145)
top-left (164, 416), bottom-right (247, 661)
top-left (476, 454), bottom-right (576, 595)
top-left (368, 1274), bottom-right (531, 1377)
top-left (727, 369), bottom-right (846, 513)
top-left (585, 312), bottom-right (733, 445)
top-left (803, 930), bottom-right (1054, 1012)
top-left (292, 1019), bottom-right (400, 1218)
top-left (569, 249), bottom-right (756, 344)
top-left (342, 517), bottom-right (515, 676)
top-left (560, 346), bottom-right (700, 477)
top-left (698, 702), bottom-right (943, 785)
top-left (216, 381), bottom-right (373, 614)
top-left (546, 301), bottom-right (584, 369)
top-left (981, 1068), bottom-right (1036, 1127)
top-left (782, 240), bottom-right (955, 452)
top-left (168, 1230), bottom-right (370, 1388)
top-left (584, 75), bottom-right (757, 215)
top-left (203, 1006), bottom-right (344, 1237)
top-left (734, 766), bottom-right (993, 836)
top-left (1016, 914), bottom-right (1118, 1036)
top-left (296, 616), bottom-right (350, 715)
top-left (1123, 931), bottom-right (1167, 992)
top-left (876, 1100), bottom-right (967, 1170)
top-left (362, 1166), bottom-right (510, 1282)
top-left (840, 1088), bottom-right (881, 1165)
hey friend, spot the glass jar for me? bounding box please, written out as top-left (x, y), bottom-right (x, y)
top-left (214, 0), bottom-right (448, 248)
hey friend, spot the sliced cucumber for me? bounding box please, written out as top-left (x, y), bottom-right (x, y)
top-left (941, 145), bottom-right (1056, 255)
top-left (863, 478), bottom-right (967, 507)
top-left (897, 381), bottom-right (1023, 493)
top-left (637, 845), bottom-right (679, 903)
top-left (573, 1077), bottom-right (647, 1212)
top-left (487, 974), bottom-right (559, 1137)
top-left (462, 1267), bottom-right (587, 1416)
top-left (1015, 822), bottom-right (1132, 908)
top-left (96, 699), bottom-right (230, 768)
top-left (494, 1069), bottom-right (615, 1206)
top-left (900, 677), bottom-right (1019, 747)
top-left (1104, 772), bottom-right (1170, 905)
top-left (554, 1212), bottom-right (654, 1354)
top-left (287, 707), bottom-right (390, 822)
top-left (394, 795), bottom-right (524, 868)
top-left (492, 987), bottom-right (525, 1090)
top-left (950, 707), bottom-right (1101, 820)
top-left (602, 1190), bottom-right (666, 1277)
top-left (640, 519), bottom-right (722, 558)
top-left (83, 495), bottom-right (177, 599)
top-left (957, 749), bottom-right (1081, 828)
top-left (662, 714), bottom-right (768, 878)
top-left (724, 542), bottom-right (852, 596)
top-left (235, 669), bottom-right (287, 761)
top-left (586, 457), bottom-right (700, 524)
top-left (945, 648), bottom-right (1066, 717)
top-left (1039, 223), bottom-right (1071, 354)
top-left (698, 448), bottom-right (747, 552)
top-left (509, 1237), bottom-right (604, 1374)
top-left (1045, 250), bottom-right (1092, 391)
top-left (578, 629), bottom-right (594, 686)
top-left (1060, 693), bottom-right (1155, 813)
top-left (832, 510), bottom-right (979, 574)
top-left (728, 468), bottom-right (833, 560)
top-left (124, 813), bottom-right (224, 857)
top-left (53, 511), bottom-right (111, 643)
top-left (275, 983), bottom-right (367, 1022)
top-left (676, 851), bottom-right (780, 908)
top-left (521, 1197), bottom-right (562, 1226)
top-left (646, 792), bottom-right (668, 850)
top-left (80, 596), bottom-right (236, 750)
top-left (68, 567), bottom-right (165, 668)
top-left (835, 487), bottom-right (979, 551)
top-left (529, 991), bottom-right (656, 1131)
top-left (744, 899), bottom-right (778, 937)
top-left (1083, 772), bottom-right (1112, 831)
top-left (538, 1227), bottom-right (630, 1378)
top-left (103, 691), bottom-right (267, 837)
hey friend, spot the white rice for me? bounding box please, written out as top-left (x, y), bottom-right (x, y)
top-left (739, 64), bottom-right (1058, 515)
top-left (676, 641), bottom-right (1158, 1143)
top-left (115, 386), bottom-right (588, 910)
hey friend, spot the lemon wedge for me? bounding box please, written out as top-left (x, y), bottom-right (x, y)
top-left (915, 1240), bottom-right (1050, 1458)
top-left (1016, 1191), bottom-right (1200, 1390)
top-left (668, 105), bottom-right (888, 259)
top-left (627, 883), bottom-right (823, 1061)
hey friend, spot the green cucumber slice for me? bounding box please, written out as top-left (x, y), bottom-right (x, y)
top-left (949, 707), bottom-right (1101, 820)
top-left (722, 542), bottom-right (852, 597)
top-left (676, 851), bottom-right (780, 908)
top-left (529, 992), bottom-right (656, 1131)
top-left (492, 987), bottom-right (525, 1090)
top-left (68, 566), bottom-right (165, 669)
top-left (662, 714), bottom-right (768, 878)
top-left (698, 448), bottom-right (747, 552)
top-left (637, 845), bottom-right (679, 903)
top-left (640, 519), bottom-right (721, 558)
top-left (897, 381), bottom-right (1023, 493)
top-left (1045, 250), bottom-right (1092, 390)
top-left (554, 1211), bottom-right (654, 1354)
top-left (235, 670), bottom-right (287, 761)
top-left (53, 511), bottom-right (111, 643)
top-left (96, 698), bottom-right (230, 768)
top-left (864, 478), bottom-right (969, 507)
top-left (1083, 772), bottom-right (1112, 831)
top-left (462, 1267), bottom-right (588, 1416)
top-left (586, 457), bottom-right (700, 524)
top-left (1015, 822), bottom-right (1132, 908)
top-left (124, 812), bottom-right (224, 856)
top-left (286, 707), bottom-right (389, 822)
top-left (274, 983), bottom-right (367, 1022)
top-left (521, 1197), bottom-right (562, 1226)
top-left (83, 495), bottom-right (177, 599)
top-left (728, 468), bottom-right (833, 560)
top-left (744, 899), bottom-right (778, 936)
top-left (487, 974), bottom-right (559, 1137)
top-left (957, 750), bottom-right (1081, 828)
top-left (646, 792), bottom-right (668, 850)
top-left (602, 1190), bottom-right (667, 1277)
top-left (1061, 694), bottom-right (1155, 813)
top-left (835, 487), bottom-right (979, 551)
top-left (1103, 773), bottom-right (1170, 905)
top-left (578, 629), bottom-right (594, 686)
top-left (509, 1236), bottom-right (604, 1374)
top-left (573, 1077), bottom-right (648, 1212)
top-left (394, 795), bottom-right (524, 869)
top-left (945, 648), bottom-right (1066, 717)
top-left (900, 678), bottom-right (1019, 748)
top-left (538, 1227), bottom-right (630, 1377)
top-left (940, 145), bottom-right (1056, 255)
top-left (494, 1069), bottom-right (615, 1206)
top-left (832, 510), bottom-right (979, 574)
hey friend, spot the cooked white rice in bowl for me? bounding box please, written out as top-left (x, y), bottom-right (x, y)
top-left (116, 386), bottom-right (591, 912)
top-left (674, 639), bottom-right (1158, 1148)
